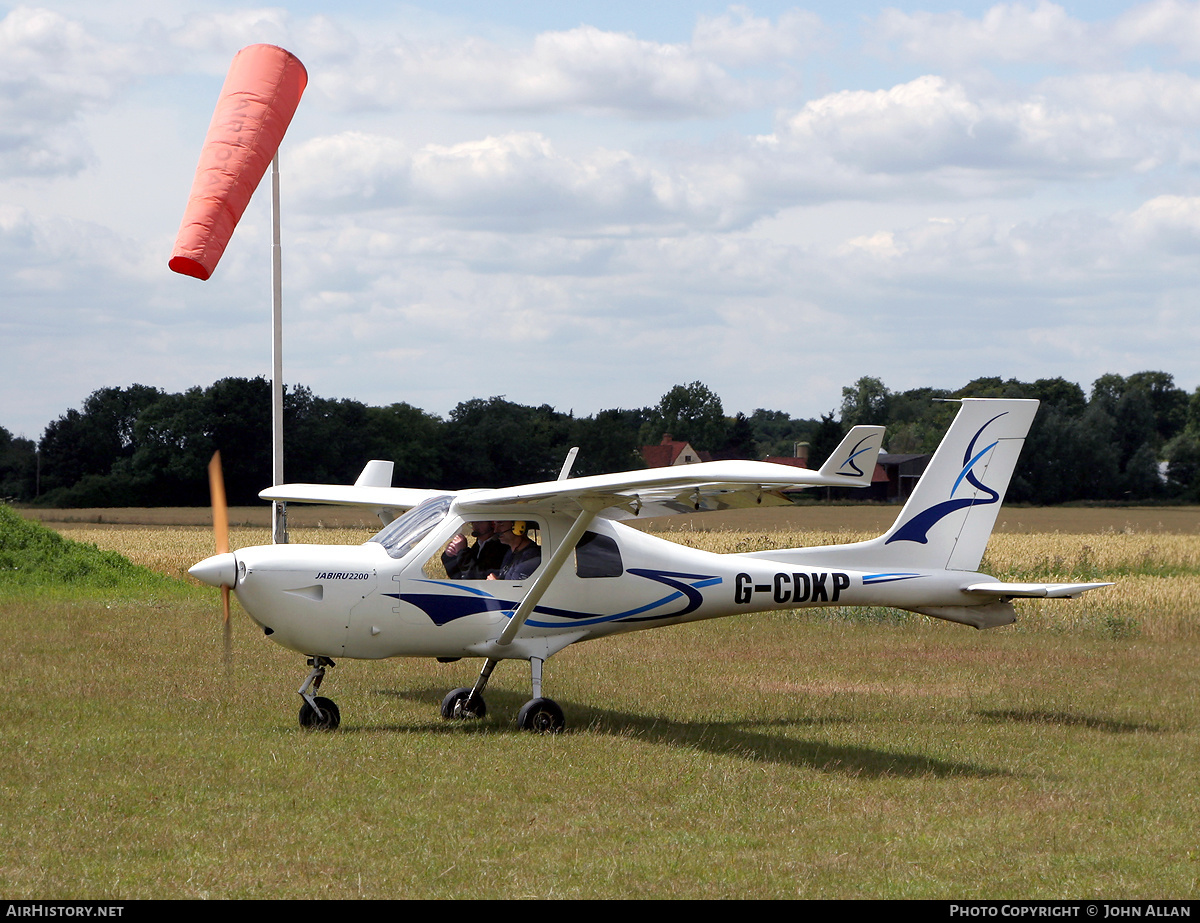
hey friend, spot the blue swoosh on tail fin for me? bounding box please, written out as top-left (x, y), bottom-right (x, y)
top-left (885, 412), bottom-right (1006, 545)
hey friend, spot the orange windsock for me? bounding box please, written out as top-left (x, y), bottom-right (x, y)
top-left (169, 44), bottom-right (307, 281)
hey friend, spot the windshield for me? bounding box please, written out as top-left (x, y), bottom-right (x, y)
top-left (369, 495), bottom-right (453, 560)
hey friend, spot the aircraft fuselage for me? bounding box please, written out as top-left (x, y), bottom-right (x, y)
top-left (224, 514), bottom-right (986, 663)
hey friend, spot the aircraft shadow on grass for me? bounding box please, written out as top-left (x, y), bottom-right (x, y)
top-left (365, 685), bottom-right (1009, 780)
top-left (975, 709), bottom-right (1165, 735)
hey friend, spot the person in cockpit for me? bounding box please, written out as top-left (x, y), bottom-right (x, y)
top-left (442, 521), bottom-right (507, 580)
top-left (487, 520), bottom-right (541, 581)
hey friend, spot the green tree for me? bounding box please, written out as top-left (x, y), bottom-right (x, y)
top-left (1164, 433), bottom-right (1200, 501)
top-left (642, 382), bottom-right (727, 452)
top-left (0, 426), bottom-right (37, 500)
top-left (1126, 371), bottom-right (1188, 439)
top-left (38, 384), bottom-right (163, 493)
top-left (285, 387), bottom-right (374, 485)
top-left (747, 408), bottom-right (816, 460)
top-left (886, 388), bottom-right (955, 454)
top-left (122, 378), bottom-right (274, 505)
top-left (806, 411), bottom-right (845, 469)
top-left (840, 376), bottom-right (891, 428)
top-left (570, 408), bottom-right (649, 476)
top-left (1029, 378), bottom-right (1087, 416)
top-left (720, 411), bottom-right (757, 459)
top-left (442, 397), bottom-right (573, 488)
top-left (363, 402), bottom-right (446, 488)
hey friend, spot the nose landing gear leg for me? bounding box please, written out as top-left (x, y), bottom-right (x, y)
top-left (298, 656), bottom-right (340, 731)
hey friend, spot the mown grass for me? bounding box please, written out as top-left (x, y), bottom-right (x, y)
top-left (2, 509), bottom-right (1198, 898)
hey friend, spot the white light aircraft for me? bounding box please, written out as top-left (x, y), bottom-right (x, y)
top-left (190, 399), bottom-right (1109, 733)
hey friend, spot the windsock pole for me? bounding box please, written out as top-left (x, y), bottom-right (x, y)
top-left (271, 153), bottom-right (287, 544)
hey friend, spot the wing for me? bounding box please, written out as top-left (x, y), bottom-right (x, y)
top-left (455, 426), bottom-right (883, 519)
top-left (260, 460), bottom-right (452, 524)
top-left (257, 423), bottom-right (886, 523)
top-left (455, 455), bottom-right (877, 520)
top-left (259, 482), bottom-right (449, 512)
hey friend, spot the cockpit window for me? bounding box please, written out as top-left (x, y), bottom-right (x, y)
top-left (369, 495), bottom-right (453, 560)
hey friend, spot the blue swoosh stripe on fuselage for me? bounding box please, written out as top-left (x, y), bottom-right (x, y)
top-left (862, 573), bottom-right (923, 585)
top-left (387, 575), bottom-right (722, 627)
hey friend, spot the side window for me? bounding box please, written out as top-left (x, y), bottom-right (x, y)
top-left (423, 521), bottom-right (543, 581)
top-left (575, 531), bottom-right (623, 578)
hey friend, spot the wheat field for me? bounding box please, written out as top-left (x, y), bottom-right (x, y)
top-left (53, 509), bottom-right (1200, 641)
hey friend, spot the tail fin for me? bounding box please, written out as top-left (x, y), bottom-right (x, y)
top-left (742, 398), bottom-right (1108, 628)
top-left (817, 425), bottom-right (885, 486)
top-left (877, 399), bottom-right (1038, 571)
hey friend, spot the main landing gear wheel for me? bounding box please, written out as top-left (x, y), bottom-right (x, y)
top-left (517, 697), bottom-right (564, 733)
top-left (299, 696), bottom-right (340, 731)
top-left (441, 687), bottom-right (486, 720)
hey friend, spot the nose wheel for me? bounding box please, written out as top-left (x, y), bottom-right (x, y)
top-left (297, 656), bottom-right (340, 731)
top-left (441, 686), bottom-right (487, 719)
top-left (299, 696), bottom-right (340, 730)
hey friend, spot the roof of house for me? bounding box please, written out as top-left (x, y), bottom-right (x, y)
top-left (640, 433), bottom-right (702, 467)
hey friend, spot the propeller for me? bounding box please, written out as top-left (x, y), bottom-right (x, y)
top-left (207, 451), bottom-right (233, 668)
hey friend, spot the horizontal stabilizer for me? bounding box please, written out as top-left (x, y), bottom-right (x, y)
top-left (964, 581), bottom-right (1113, 599)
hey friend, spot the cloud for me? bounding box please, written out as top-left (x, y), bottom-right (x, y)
top-left (1125, 195), bottom-right (1200, 253)
top-left (7, 2), bottom-right (1200, 440)
top-left (266, 192), bottom-right (1200, 426)
top-left (166, 6), bottom-right (292, 58)
top-left (290, 130), bottom-right (738, 231)
top-left (754, 71), bottom-right (1200, 198)
top-left (287, 66), bottom-right (1200, 239)
top-left (311, 18), bottom-right (813, 118)
top-left (871, 1), bottom-right (1200, 69)
top-left (870, 2), bottom-right (1097, 68)
top-left (690, 5), bottom-right (826, 67)
top-left (0, 6), bottom-right (141, 176)
top-left (1112, 1), bottom-right (1200, 62)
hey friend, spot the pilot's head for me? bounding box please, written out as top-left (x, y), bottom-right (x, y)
top-left (493, 521), bottom-right (528, 543)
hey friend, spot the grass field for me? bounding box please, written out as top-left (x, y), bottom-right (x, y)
top-left (2, 506), bottom-right (1198, 898)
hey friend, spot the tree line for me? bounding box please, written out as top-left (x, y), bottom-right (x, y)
top-left (2, 372), bottom-right (1198, 507)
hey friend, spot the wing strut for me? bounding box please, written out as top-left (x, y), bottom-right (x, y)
top-left (495, 500), bottom-right (603, 647)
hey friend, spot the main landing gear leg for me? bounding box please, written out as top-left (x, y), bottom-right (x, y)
top-left (440, 657), bottom-right (496, 720)
top-left (297, 656), bottom-right (340, 731)
top-left (517, 657), bottom-right (564, 733)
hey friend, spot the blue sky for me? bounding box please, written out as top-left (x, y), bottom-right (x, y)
top-left (3, 1), bottom-right (1199, 444)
